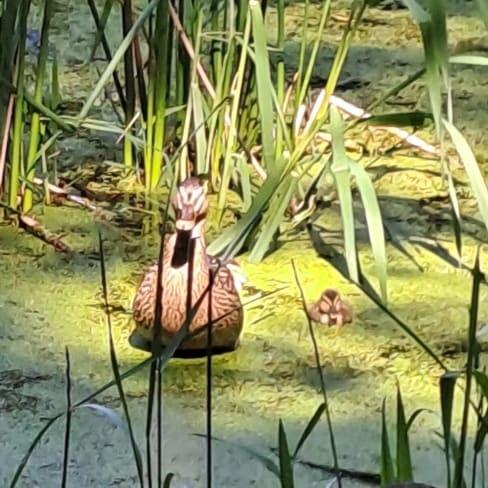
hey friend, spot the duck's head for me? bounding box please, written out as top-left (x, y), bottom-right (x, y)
top-left (318, 289), bottom-right (341, 313)
top-left (173, 177), bottom-right (208, 237)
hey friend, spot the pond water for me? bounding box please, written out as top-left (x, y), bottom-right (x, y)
top-left (2, 1), bottom-right (488, 487)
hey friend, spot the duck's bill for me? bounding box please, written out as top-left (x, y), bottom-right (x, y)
top-left (175, 219), bottom-right (195, 231)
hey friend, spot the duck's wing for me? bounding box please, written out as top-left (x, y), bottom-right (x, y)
top-left (132, 264), bottom-right (158, 327)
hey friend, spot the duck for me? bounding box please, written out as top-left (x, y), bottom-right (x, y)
top-left (130, 177), bottom-right (244, 357)
top-left (306, 288), bottom-right (352, 326)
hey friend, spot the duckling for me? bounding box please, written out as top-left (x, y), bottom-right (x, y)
top-left (307, 289), bottom-right (352, 326)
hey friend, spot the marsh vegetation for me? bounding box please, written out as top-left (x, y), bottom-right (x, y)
top-left (2, 0), bottom-right (488, 487)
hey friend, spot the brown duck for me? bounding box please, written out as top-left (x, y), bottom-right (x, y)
top-left (307, 289), bottom-right (352, 326)
top-left (131, 177), bottom-right (244, 356)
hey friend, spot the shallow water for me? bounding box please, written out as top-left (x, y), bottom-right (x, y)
top-left (1, 200), bottom-right (487, 487)
top-left (3, 0), bottom-right (488, 486)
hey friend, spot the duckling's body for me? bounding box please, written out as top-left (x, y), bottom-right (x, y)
top-left (307, 289), bottom-right (352, 326)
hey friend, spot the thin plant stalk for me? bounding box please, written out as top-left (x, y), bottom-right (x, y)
top-left (0, 94), bottom-right (15, 192)
top-left (61, 347), bottom-right (72, 488)
top-left (453, 246), bottom-right (482, 487)
top-left (23, 0), bottom-right (53, 212)
top-left (9, 0), bottom-right (31, 211)
top-left (148, 0), bottom-right (171, 191)
top-left (291, 259), bottom-right (342, 488)
top-left (145, 180), bottom-right (174, 487)
top-left (216, 9), bottom-right (252, 214)
top-left (98, 233), bottom-right (144, 487)
top-left (122, 0), bottom-right (136, 168)
top-left (274, 0), bottom-right (285, 159)
top-left (86, 0), bottom-right (127, 112)
top-left (296, 0), bottom-right (332, 106)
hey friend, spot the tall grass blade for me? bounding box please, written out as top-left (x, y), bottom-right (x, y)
top-left (449, 55), bottom-right (488, 66)
top-left (148, 0), bottom-right (171, 190)
top-left (87, 0), bottom-right (115, 64)
top-left (381, 399), bottom-right (395, 485)
top-left (23, 0), bottom-right (54, 212)
top-left (78, 0), bottom-right (160, 122)
top-left (291, 260), bottom-right (342, 487)
top-left (207, 271), bottom-right (214, 488)
top-left (292, 403), bottom-right (326, 459)
top-left (443, 120), bottom-right (488, 233)
top-left (146, 184), bottom-right (174, 487)
top-left (473, 393), bottom-right (488, 452)
top-left (249, 0), bottom-right (275, 170)
top-left (217, 9), bottom-right (252, 218)
top-left (274, 0), bottom-right (285, 158)
top-left (454, 246), bottom-right (483, 488)
top-left (98, 233), bottom-right (144, 486)
top-left (365, 112), bottom-right (433, 127)
top-left (440, 371), bottom-right (457, 486)
top-left (0, 0), bottom-right (19, 140)
top-left (191, 84), bottom-right (207, 176)
top-left (248, 176), bottom-right (296, 263)
top-left (329, 106), bottom-right (358, 282)
top-left (474, 0), bottom-right (488, 28)
top-left (278, 420), bottom-right (295, 488)
top-left (410, 0), bottom-right (445, 139)
top-left (296, 0), bottom-right (332, 106)
top-left (197, 433), bottom-right (280, 478)
top-left (208, 165), bottom-right (282, 259)
top-left (395, 385), bottom-right (413, 482)
top-left (9, 0), bottom-right (31, 211)
top-left (348, 161), bottom-right (387, 302)
top-left (447, 170), bottom-right (462, 260)
top-left (61, 347), bottom-right (72, 488)
top-left (121, 0), bottom-right (136, 169)
top-left (163, 473), bottom-right (174, 488)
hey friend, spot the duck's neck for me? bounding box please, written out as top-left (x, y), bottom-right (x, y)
top-left (168, 220), bottom-right (207, 269)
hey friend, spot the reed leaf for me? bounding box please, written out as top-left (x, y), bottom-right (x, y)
top-left (208, 163), bottom-right (283, 259)
top-left (474, 0), bottom-right (488, 28)
top-left (163, 473), bottom-right (175, 488)
top-left (61, 347), bottom-right (72, 488)
top-left (443, 120), bottom-right (488, 233)
top-left (291, 261), bottom-right (341, 487)
top-left (247, 175), bottom-right (296, 263)
top-left (9, 0), bottom-right (31, 211)
top-left (249, 0), bottom-right (275, 170)
top-left (395, 386), bottom-right (413, 482)
top-left (381, 398), bottom-right (395, 485)
top-left (292, 403), bottom-right (326, 459)
top-left (454, 246), bottom-right (482, 488)
top-left (329, 106), bottom-right (358, 283)
top-left (365, 112), bottom-right (433, 128)
top-left (278, 420), bottom-right (295, 488)
top-left (23, 0), bottom-right (54, 212)
top-left (98, 233), bottom-right (144, 486)
top-left (449, 55), bottom-right (488, 66)
top-left (78, 0), bottom-right (160, 122)
top-left (440, 371), bottom-right (458, 487)
top-left (148, 0), bottom-right (172, 190)
top-left (348, 160), bottom-right (387, 302)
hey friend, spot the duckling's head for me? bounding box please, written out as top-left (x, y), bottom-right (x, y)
top-left (173, 177), bottom-right (208, 236)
